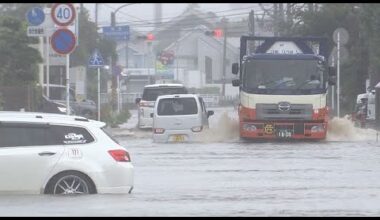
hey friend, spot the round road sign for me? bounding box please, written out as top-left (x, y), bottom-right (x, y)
top-left (51, 29), bottom-right (77, 55)
top-left (333, 27), bottom-right (349, 45)
top-left (51, 3), bottom-right (76, 26)
top-left (26, 7), bottom-right (45, 26)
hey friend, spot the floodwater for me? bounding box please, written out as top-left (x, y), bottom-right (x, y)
top-left (1, 107), bottom-right (380, 216)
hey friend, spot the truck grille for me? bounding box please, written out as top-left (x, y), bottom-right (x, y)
top-left (256, 103), bottom-right (313, 120)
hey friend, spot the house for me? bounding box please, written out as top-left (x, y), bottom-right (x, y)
top-left (162, 25), bottom-right (239, 90)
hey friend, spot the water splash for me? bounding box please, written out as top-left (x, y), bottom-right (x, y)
top-left (327, 115), bottom-right (378, 142)
top-left (196, 111), bottom-right (240, 143)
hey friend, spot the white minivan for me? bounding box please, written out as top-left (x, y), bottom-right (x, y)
top-left (135, 84), bottom-right (187, 129)
top-left (152, 94), bottom-right (214, 143)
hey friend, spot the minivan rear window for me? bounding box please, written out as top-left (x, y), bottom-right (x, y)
top-left (142, 87), bottom-right (187, 101)
top-left (157, 97), bottom-right (198, 115)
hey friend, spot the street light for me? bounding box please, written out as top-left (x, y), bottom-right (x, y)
top-left (109, 3), bottom-right (136, 113)
top-left (110, 3), bottom-right (136, 27)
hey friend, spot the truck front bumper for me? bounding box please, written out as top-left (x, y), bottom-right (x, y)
top-left (240, 121), bottom-right (327, 140)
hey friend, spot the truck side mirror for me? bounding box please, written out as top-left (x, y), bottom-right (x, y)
top-left (328, 66), bottom-right (337, 86)
top-left (232, 63), bottom-right (239, 75)
top-left (135, 98), bottom-right (141, 104)
top-left (232, 79), bottom-right (240, 87)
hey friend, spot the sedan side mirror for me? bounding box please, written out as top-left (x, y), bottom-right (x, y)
top-left (232, 79), bottom-right (240, 87)
top-left (207, 110), bottom-right (214, 117)
top-left (232, 63), bottom-right (239, 75)
top-left (135, 98), bottom-right (141, 104)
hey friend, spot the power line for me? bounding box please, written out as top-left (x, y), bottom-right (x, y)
top-left (98, 11), bottom-right (267, 29)
top-left (102, 4), bottom-right (265, 26)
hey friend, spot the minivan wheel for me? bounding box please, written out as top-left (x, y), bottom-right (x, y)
top-left (45, 171), bottom-right (96, 195)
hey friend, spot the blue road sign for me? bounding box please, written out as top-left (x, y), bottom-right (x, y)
top-left (88, 49), bottom-right (105, 68)
top-left (102, 25), bottom-right (130, 41)
top-left (26, 7), bottom-right (45, 26)
top-left (51, 29), bottom-right (76, 55)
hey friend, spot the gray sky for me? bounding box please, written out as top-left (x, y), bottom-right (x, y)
top-left (83, 3), bottom-right (262, 32)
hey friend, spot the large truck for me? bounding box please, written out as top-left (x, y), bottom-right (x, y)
top-left (351, 89), bottom-right (376, 128)
top-left (231, 36), bottom-right (336, 140)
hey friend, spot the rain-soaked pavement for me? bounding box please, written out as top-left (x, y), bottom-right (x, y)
top-left (1, 107), bottom-right (380, 216)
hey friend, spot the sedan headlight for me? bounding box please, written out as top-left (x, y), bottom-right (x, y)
top-left (57, 106), bottom-right (67, 113)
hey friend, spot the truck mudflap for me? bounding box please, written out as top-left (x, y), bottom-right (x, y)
top-left (240, 121), bottom-right (327, 140)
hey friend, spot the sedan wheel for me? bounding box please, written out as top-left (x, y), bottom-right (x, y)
top-left (45, 171), bottom-right (96, 195)
top-left (53, 175), bottom-right (89, 194)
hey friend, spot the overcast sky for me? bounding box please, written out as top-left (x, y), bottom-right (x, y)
top-left (83, 3), bottom-right (261, 32)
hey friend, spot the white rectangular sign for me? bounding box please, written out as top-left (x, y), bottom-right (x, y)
top-left (27, 26), bottom-right (46, 37)
top-left (27, 7), bottom-right (78, 38)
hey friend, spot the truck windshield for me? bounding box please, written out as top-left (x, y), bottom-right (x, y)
top-left (242, 59), bottom-right (325, 95)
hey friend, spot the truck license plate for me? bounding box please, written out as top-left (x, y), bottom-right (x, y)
top-left (276, 130), bottom-right (293, 138)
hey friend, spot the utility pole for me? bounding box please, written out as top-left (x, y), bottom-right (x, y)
top-left (95, 3), bottom-right (98, 27)
top-left (273, 3), bottom-right (278, 37)
top-left (248, 10), bottom-right (255, 54)
top-left (109, 4), bottom-right (134, 113)
top-left (279, 3), bottom-right (284, 36)
top-left (221, 17), bottom-right (228, 97)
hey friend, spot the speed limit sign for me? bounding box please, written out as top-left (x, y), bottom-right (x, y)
top-left (51, 3), bottom-right (76, 26)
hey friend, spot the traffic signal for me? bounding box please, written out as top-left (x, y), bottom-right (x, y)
top-left (146, 33), bottom-right (155, 41)
top-left (204, 28), bottom-right (223, 38)
top-left (136, 33), bottom-right (155, 41)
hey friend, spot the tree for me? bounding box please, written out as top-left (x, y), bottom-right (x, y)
top-left (291, 3), bottom-right (369, 115)
top-left (69, 7), bottom-right (118, 103)
top-left (0, 16), bottom-right (42, 86)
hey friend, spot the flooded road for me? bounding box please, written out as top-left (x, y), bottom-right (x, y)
top-left (1, 107), bottom-right (380, 216)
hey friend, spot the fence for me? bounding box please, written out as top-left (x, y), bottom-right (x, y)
top-left (100, 92), bottom-right (239, 109)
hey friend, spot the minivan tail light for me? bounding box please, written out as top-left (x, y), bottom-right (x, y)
top-left (108, 150), bottom-right (131, 162)
top-left (191, 126), bottom-right (203, 132)
top-left (154, 128), bottom-right (165, 134)
top-left (139, 101), bottom-right (154, 107)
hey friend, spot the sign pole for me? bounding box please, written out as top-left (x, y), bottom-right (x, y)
top-left (66, 54), bottom-right (70, 115)
top-left (337, 31), bottom-right (340, 118)
top-left (117, 74), bottom-right (120, 113)
top-left (46, 36), bottom-right (50, 98)
top-left (98, 67), bottom-right (101, 121)
top-left (331, 55), bottom-right (335, 113)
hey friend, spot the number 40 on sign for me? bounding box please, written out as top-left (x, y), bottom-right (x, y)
top-left (51, 3), bottom-right (76, 26)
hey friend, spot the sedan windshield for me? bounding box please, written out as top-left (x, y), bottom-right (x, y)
top-left (242, 58), bottom-right (325, 95)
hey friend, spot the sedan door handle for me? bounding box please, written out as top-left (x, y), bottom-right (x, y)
top-left (38, 152), bottom-right (56, 156)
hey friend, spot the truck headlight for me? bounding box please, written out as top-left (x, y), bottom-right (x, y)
top-left (311, 125), bottom-right (324, 133)
top-left (243, 124), bottom-right (257, 131)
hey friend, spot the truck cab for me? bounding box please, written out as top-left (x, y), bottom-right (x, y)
top-left (232, 36), bottom-right (336, 140)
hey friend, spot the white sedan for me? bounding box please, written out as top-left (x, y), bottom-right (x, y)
top-left (0, 112), bottom-right (134, 195)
